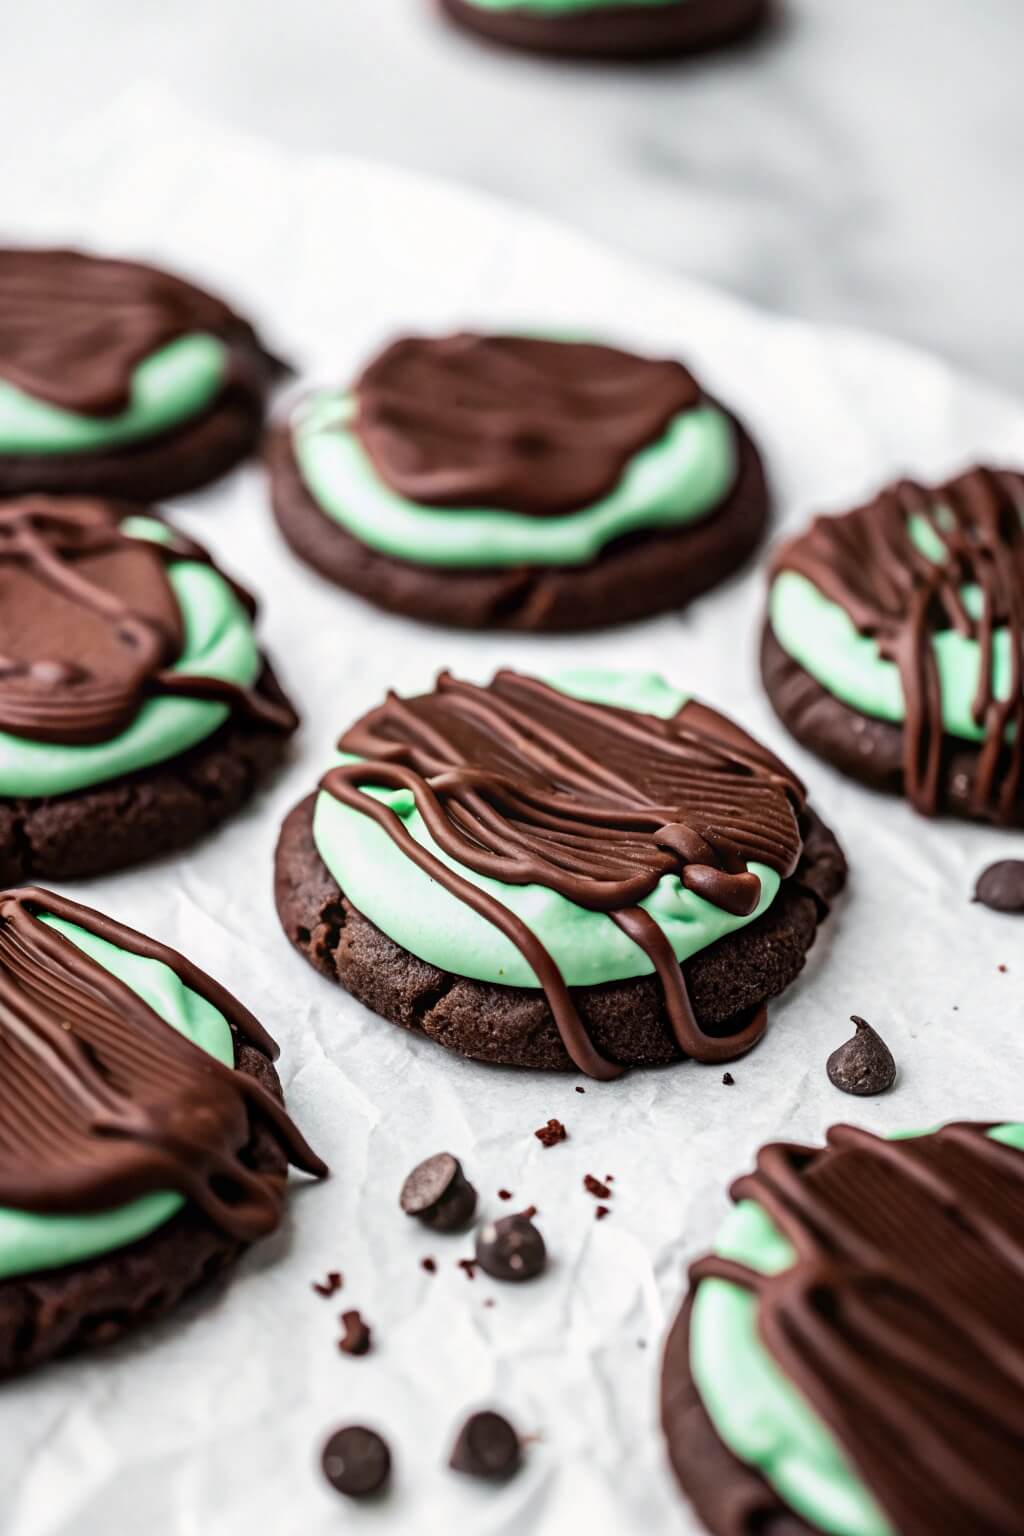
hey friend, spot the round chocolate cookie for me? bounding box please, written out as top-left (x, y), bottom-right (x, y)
top-left (0, 495), bottom-right (298, 881)
top-left (437, 0), bottom-right (771, 61)
top-left (0, 248), bottom-right (281, 500)
top-left (274, 669), bottom-right (845, 1080)
top-left (0, 887), bottom-right (326, 1378)
top-left (763, 466), bottom-right (1024, 825)
top-left (661, 1121), bottom-right (1024, 1535)
top-left (268, 333), bottom-right (769, 632)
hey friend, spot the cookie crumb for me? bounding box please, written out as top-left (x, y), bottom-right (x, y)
top-left (535, 1119), bottom-right (567, 1148)
top-left (421, 1257), bottom-right (437, 1275)
top-left (338, 1310), bottom-right (372, 1356)
top-left (722, 1071), bottom-right (735, 1086)
top-left (595, 1205), bottom-right (611, 1221)
top-left (458, 1258), bottom-right (478, 1281)
top-left (575, 1086), bottom-right (585, 1094)
top-left (999, 963), bottom-right (1008, 973)
top-left (497, 1188), bottom-right (513, 1201)
top-left (313, 1270), bottom-right (343, 1298)
top-left (584, 1174), bottom-right (611, 1200)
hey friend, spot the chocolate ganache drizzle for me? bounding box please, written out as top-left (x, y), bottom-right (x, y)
top-left (322, 671), bottom-right (804, 1081)
top-left (691, 1123), bottom-right (1024, 1536)
top-left (0, 248), bottom-right (254, 416)
top-left (773, 466), bottom-right (1024, 821)
top-left (0, 888), bottom-right (326, 1237)
top-left (353, 333), bottom-right (702, 516)
top-left (0, 496), bottom-right (296, 744)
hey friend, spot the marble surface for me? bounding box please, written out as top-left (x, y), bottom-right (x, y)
top-left (5, 1), bottom-right (1022, 393)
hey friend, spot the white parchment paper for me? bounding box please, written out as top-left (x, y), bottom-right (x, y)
top-left (2, 88), bottom-right (1023, 1536)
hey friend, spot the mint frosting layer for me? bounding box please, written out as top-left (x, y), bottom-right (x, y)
top-left (0, 516), bottom-right (261, 799)
top-left (0, 914), bottom-right (235, 1281)
top-left (312, 670), bottom-right (780, 990)
top-left (0, 333), bottom-right (228, 455)
top-left (292, 391), bottom-right (736, 570)
top-left (690, 1124), bottom-right (1024, 1536)
top-left (769, 515), bottom-right (1013, 743)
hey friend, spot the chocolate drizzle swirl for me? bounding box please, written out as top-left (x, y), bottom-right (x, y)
top-left (0, 887), bottom-right (326, 1238)
top-left (353, 334), bottom-right (701, 516)
top-left (0, 496), bottom-right (297, 745)
top-left (691, 1122), bottom-right (1024, 1536)
top-left (0, 248), bottom-right (250, 416)
top-left (773, 466), bottom-right (1024, 821)
top-left (322, 671), bottom-right (804, 1081)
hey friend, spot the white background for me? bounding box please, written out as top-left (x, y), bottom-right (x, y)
top-left (1, 14), bottom-right (1023, 1534)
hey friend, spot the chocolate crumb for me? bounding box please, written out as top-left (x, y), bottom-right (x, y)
top-left (338, 1310), bottom-right (372, 1356)
top-left (575, 1085), bottom-right (585, 1094)
top-left (449, 1410), bottom-right (522, 1481)
top-left (313, 1270), bottom-right (343, 1298)
top-left (999, 963), bottom-right (1008, 973)
top-left (584, 1174), bottom-right (611, 1200)
top-left (476, 1213), bottom-right (547, 1282)
top-left (827, 1016), bottom-right (897, 1097)
top-left (421, 1257), bottom-right (437, 1275)
top-left (974, 859), bottom-right (1024, 913)
top-left (400, 1153), bottom-right (477, 1232)
top-left (497, 1189), bottom-right (513, 1201)
top-left (722, 1071), bottom-right (735, 1086)
top-left (535, 1118), bottom-right (567, 1148)
top-left (483, 1298), bottom-right (496, 1309)
top-left (322, 1425), bottom-right (391, 1499)
top-left (595, 1205), bottom-right (610, 1221)
top-left (458, 1258), bottom-right (478, 1281)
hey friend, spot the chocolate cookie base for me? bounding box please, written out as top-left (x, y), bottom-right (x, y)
top-left (0, 663), bottom-right (297, 884)
top-left (761, 623), bottom-right (1024, 827)
top-left (661, 1297), bottom-right (819, 1535)
top-left (0, 338), bottom-right (277, 502)
top-left (0, 1037), bottom-right (288, 1380)
top-left (267, 412), bottom-right (769, 632)
top-left (438, 0), bottom-right (771, 60)
top-left (273, 793), bottom-right (845, 1072)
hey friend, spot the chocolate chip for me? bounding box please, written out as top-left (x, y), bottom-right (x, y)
top-left (827, 1016), bottom-right (896, 1096)
top-left (722, 1071), bottom-right (735, 1086)
top-left (322, 1425), bottom-right (391, 1499)
top-left (583, 1174), bottom-right (611, 1200)
top-left (475, 1213), bottom-right (547, 1282)
top-left (449, 1410), bottom-right (522, 1481)
top-left (312, 1270), bottom-right (343, 1298)
top-left (338, 1310), bottom-right (372, 1355)
top-left (535, 1118), bottom-right (567, 1147)
top-left (974, 859), bottom-right (1024, 913)
top-left (400, 1153), bottom-right (477, 1232)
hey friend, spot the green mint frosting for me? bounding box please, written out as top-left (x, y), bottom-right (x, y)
top-left (0, 333), bottom-right (228, 455)
top-left (292, 391), bottom-right (736, 569)
top-left (690, 1124), bottom-right (1024, 1535)
top-left (312, 670), bottom-right (780, 990)
top-left (0, 516), bottom-right (261, 799)
top-left (0, 913), bottom-right (235, 1281)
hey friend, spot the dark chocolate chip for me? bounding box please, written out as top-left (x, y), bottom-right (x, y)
top-left (338, 1309), bottom-right (372, 1355)
top-left (583, 1174), bottom-right (611, 1200)
top-left (400, 1153), bottom-right (478, 1232)
top-left (449, 1410), bottom-right (522, 1481)
top-left (535, 1119), bottom-right (567, 1147)
top-left (321, 1425), bottom-right (391, 1499)
top-left (475, 1213), bottom-right (547, 1282)
top-left (974, 859), bottom-right (1024, 913)
top-left (827, 1016), bottom-right (896, 1097)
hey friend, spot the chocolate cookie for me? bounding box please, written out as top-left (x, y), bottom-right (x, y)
top-left (763, 466), bottom-right (1024, 825)
top-left (0, 887), bottom-right (326, 1378)
top-left (661, 1120), bottom-right (1024, 1535)
top-left (437, 0), bottom-right (771, 61)
top-left (0, 248), bottom-right (281, 499)
top-left (0, 495), bottom-right (298, 881)
top-left (274, 669), bottom-right (845, 1079)
top-left (268, 334), bottom-right (769, 631)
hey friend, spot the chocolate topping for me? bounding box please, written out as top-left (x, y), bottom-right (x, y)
top-left (322, 670), bottom-right (805, 1080)
top-left (0, 248), bottom-right (248, 416)
top-left (353, 334), bottom-right (701, 516)
top-left (0, 887), bottom-right (326, 1236)
top-left (772, 466), bottom-right (1024, 821)
top-left (0, 496), bottom-right (296, 744)
top-left (691, 1123), bottom-right (1024, 1536)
